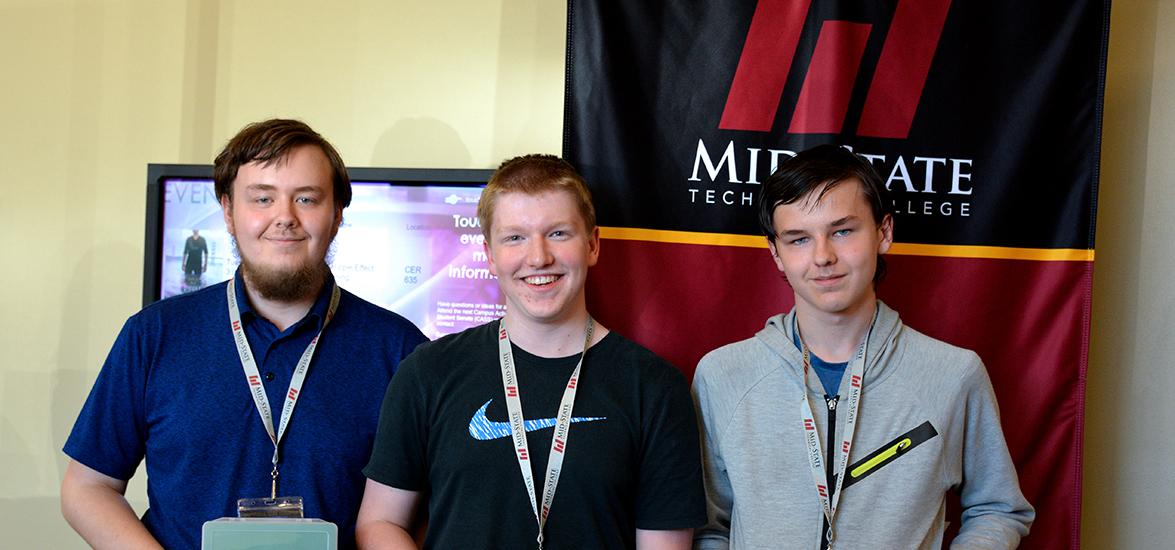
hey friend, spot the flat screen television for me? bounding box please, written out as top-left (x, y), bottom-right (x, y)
top-left (144, 164), bottom-right (499, 339)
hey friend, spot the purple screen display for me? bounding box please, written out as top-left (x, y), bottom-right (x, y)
top-left (160, 179), bottom-right (502, 339)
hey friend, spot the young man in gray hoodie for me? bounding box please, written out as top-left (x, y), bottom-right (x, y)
top-left (692, 145), bottom-right (1034, 550)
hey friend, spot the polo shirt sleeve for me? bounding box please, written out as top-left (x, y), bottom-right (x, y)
top-left (63, 315), bottom-right (151, 481)
top-left (635, 362), bottom-right (708, 530)
top-left (395, 326), bottom-right (431, 370)
top-left (364, 350), bottom-right (430, 491)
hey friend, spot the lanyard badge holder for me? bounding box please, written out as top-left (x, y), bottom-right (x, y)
top-left (237, 496), bottom-right (304, 518)
top-left (227, 279), bottom-right (340, 519)
top-left (236, 464), bottom-right (304, 517)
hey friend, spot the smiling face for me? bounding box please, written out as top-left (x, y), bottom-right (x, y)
top-left (768, 178), bottom-right (893, 321)
top-left (221, 144), bottom-right (342, 301)
top-left (485, 190), bottom-right (600, 330)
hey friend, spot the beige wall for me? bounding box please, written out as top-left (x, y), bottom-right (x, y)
top-left (0, 1), bottom-right (1167, 547)
top-left (1085, 0), bottom-right (1175, 548)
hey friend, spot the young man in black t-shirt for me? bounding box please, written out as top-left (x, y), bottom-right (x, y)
top-left (357, 154), bottom-right (706, 549)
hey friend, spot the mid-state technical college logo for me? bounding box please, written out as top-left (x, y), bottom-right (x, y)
top-left (720, 0), bottom-right (951, 137)
top-left (687, 0), bottom-right (976, 221)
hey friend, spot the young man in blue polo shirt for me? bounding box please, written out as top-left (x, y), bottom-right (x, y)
top-left (61, 119), bottom-right (428, 550)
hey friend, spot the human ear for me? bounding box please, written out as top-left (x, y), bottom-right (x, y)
top-left (877, 214), bottom-right (894, 254)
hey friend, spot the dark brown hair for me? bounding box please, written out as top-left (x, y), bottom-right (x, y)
top-left (213, 119), bottom-right (351, 208)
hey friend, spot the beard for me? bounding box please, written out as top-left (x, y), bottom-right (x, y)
top-left (234, 238), bottom-right (332, 303)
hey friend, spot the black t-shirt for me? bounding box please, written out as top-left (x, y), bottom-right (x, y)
top-left (364, 320), bottom-right (706, 549)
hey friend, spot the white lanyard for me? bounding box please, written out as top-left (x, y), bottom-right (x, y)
top-left (797, 317), bottom-right (872, 550)
top-left (227, 278), bottom-right (339, 498)
top-left (497, 318), bottom-right (594, 550)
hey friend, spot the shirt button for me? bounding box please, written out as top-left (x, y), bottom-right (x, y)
top-left (265, 372), bottom-right (275, 382)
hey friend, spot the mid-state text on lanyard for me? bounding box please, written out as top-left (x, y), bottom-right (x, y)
top-left (227, 278), bottom-right (340, 499)
top-left (797, 313), bottom-right (874, 550)
top-left (497, 318), bottom-right (594, 550)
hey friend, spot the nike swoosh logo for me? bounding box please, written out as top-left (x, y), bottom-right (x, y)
top-left (467, 399), bottom-right (607, 441)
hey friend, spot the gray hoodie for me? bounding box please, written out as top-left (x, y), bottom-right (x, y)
top-left (693, 301), bottom-right (1033, 549)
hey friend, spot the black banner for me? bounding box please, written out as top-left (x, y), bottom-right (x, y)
top-left (565, 0), bottom-right (1107, 249)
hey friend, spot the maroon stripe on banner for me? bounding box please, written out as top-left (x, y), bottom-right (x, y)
top-left (586, 238), bottom-right (1087, 549)
top-left (857, 0), bottom-right (953, 138)
top-left (789, 21), bottom-right (873, 134)
top-left (718, 0), bottom-right (812, 132)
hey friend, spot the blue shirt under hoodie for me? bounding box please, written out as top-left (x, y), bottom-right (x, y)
top-left (791, 317), bottom-right (848, 396)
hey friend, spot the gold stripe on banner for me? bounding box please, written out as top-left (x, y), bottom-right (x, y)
top-left (887, 243), bottom-right (1095, 261)
top-left (598, 227), bottom-right (1096, 262)
top-left (600, 227), bottom-right (767, 248)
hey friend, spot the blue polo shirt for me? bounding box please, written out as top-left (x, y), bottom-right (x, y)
top-left (64, 269), bottom-right (428, 550)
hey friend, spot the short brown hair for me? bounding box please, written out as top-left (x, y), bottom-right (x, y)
top-left (213, 119), bottom-right (351, 208)
top-left (477, 154), bottom-right (596, 238)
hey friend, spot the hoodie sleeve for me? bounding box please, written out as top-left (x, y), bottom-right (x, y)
top-left (951, 357), bottom-right (1035, 549)
top-left (691, 356), bottom-right (733, 550)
